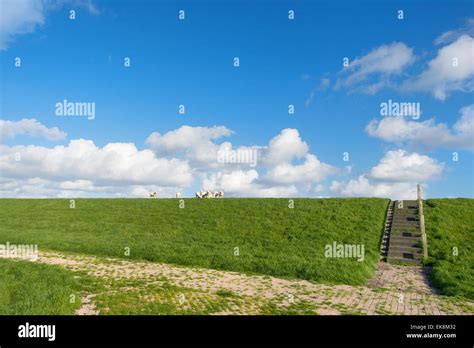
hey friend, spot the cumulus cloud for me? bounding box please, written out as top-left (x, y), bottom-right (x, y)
top-left (173, 127), bottom-right (336, 196)
top-left (146, 126), bottom-right (336, 193)
top-left (261, 128), bottom-right (309, 166)
top-left (202, 169), bottom-right (258, 192)
top-left (366, 104), bottom-right (474, 151)
top-left (0, 139), bottom-right (193, 191)
top-left (265, 154), bottom-right (337, 184)
top-left (0, 0), bottom-right (98, 50)
top-left (202, 170), bottom-right (298, 198)
top-left (1, 123), bottom-right (339, 198)
top-left (0, 176), bottom-right (182, 198)
top-left (369, 150), bottom-right (444, 182)
top-left (146, 125), bottom-right (233, 168)
top-left (402, 35), bottom-right (474, 100)
top-left (330, 150), bottom-right (444, 199)
top-left (335, 42), bottom-right (415, 94)
top-left (146, 126), bottom-right (339, 197)
top-left (0, 118), bottom-right (67, 141)
top-left (171, 127), bottom-right (337, 196)
top-left (330, 176), bottom-right (416, 200)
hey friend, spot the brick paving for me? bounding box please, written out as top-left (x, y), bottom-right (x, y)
top-left (12, 250), bottom-right (474, 315)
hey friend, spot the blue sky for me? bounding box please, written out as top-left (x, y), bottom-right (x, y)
top-left (0, 0), bottom-right (473, 198)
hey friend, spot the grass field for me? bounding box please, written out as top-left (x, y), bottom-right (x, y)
top-left (424, 199), bottom-right (474, 300)
top-left (0, 198), bottom-right (389, 285)
top-left (0, 258), bottom-right (91, 314)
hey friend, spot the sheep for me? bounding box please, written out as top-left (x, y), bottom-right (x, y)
top-left (149, 192), bottom-right (157, 198)
top-left (195, 190), bottom-right (224, 198)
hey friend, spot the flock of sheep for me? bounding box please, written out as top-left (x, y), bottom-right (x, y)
top-left (148, 191), bottom-right (224, 198)
top-left (195, 190), bottom-right (224, 198)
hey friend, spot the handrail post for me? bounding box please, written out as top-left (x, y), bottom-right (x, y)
top-left (417, 184), bottom-right (428, 258)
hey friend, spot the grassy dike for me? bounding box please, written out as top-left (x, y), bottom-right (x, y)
top-left (424, 199), bottom-right (474, 299)
top-left (0, 198), bottom-right (389, 285)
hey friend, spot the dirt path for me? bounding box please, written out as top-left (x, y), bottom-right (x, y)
top-left (21, 250), bottom-right (474, 315)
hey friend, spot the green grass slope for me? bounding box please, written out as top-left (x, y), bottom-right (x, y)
top-left (0, 258), bottom-right (90, 314)
top-left (424, 199), bottom-right (474, 299)
top-left (0, 198), bottom-right (388, 285)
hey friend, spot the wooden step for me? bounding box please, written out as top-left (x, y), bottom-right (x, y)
top-left (388, 250), bottom-right (422, 260)
top-left (386, 245), bottom-right (422, 254)
top-left (390, 231), bottom-right (422, 238)
top-left (387, 256), bottom-right (421, 265)
top-left (390, 227), bottom-right (420, 233)
top-left (388, 237), bottom-right (421, 247)
top-left (392, 216), bottom-right (419, 221)
top-left (391, 217), bottom-right (419, 222)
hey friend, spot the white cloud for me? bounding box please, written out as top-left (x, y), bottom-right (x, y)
top-left (366, 104), bottom-right (474, 151)
top-left (147, 127), bottom-right (330, 182)
top-left (314, 184), bottom-right (324, 193)
top-left (402, 35), bottom-right (474, 100)
top-left (330, 150), bottom-right (444, 199)
top-left (147, 126), bottom-right (337, 197)
top-left (189, 128), bottom-right (337, 197)
top-left (369, 150), bottom-right (444, 182)
top-left (72, 0), bottom-right (99, 16)
top-left (58, 179), bottom-right (94, 190)
top-left (202, 170), bottom-right (298, 198)
top-left (265, 154), bottom-right (337, 184)
top-left (0, 139), bottom-right (193, 188)
top-left (261, 128), bottom-right (309, 166)
top-left (330, 176), bottom-right (416, 200)
top-left (0, 118), bottom-right (67, 141)
top-left (0, 176), bottom-right (182, 198)
top-left (330, 28), bottom-right (473, 100)
top-left (0, 0), bottom-right (45, 50)
top-left (202, 169), bottom-right (258, 192)
top-left (305, 77), bottom-right (330, 107)
top-left (336, 42), bottom-right (415, 93)
top-left (1, 123), bottom-right (338, 198)
top-left (0, 0), bottom-right (99, 50)
top-left (146, 125), bottom-right (233, 168)
top-left (434, 18), bottom-right (474, 45)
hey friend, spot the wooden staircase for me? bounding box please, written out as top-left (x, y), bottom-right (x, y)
top-left (385, 200), bottom-right (423, 265)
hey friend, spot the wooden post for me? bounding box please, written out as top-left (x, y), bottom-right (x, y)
top-left (417, 184), bottom-right (428, 258)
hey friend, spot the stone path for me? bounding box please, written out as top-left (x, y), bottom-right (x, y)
top-left (17, 250), bottom-right (474, 315)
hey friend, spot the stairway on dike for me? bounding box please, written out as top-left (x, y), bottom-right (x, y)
top-left (385, 200), bottom-right (423, 265)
